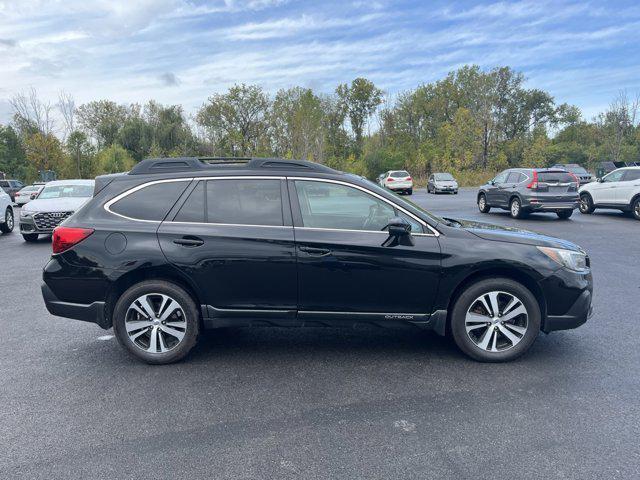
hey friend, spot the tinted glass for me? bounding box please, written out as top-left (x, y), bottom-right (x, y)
top-left (206, 179), bottom-right (283, 226)
top-left (623, 170), bottom-right (640, 181)
top-left (296, 180), bottom-right (396, 231)
top-left (493, 172), bottom-right (509, 184)
top-left (390, 171), bottom-right (410, 177)
top-left (175, 181), bottom-right (205, 223)
top-left (0, 181), bottom-right (8, 187)
top-left (506, 172), bottom-right (521, 183)
top-left (566, 165), bottom-right (588, 174)
top-left (537, 172), bottom-right (574, 183)
top-left (111, 181), bottom-right (188, 221)
top-left (39, 184), bottom-right (94, 199)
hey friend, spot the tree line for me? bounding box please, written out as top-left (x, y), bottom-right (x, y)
top-left (1, 65), bottom-right (638, 185)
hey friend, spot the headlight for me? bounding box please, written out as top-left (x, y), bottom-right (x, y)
top-left (537, 246), bottom-right (589, 272)
top-left (20, 210), bottom-right (32, 218)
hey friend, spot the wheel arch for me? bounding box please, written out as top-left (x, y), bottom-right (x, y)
top-left (477, 190), bottom-right (487, 202)
top-left (105, 265), bottom-right (203, 329)
top-left (443, 267), bottom-right (546, 336)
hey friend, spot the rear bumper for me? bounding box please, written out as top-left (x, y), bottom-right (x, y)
top-left (524, 199), bottom-right (579, 211)
top-left (543, 289), bottom-right (593, 333)
top-left (387, 183), bottom-right (413, 191)
top-left (41, 282), bottom-right (109, 329)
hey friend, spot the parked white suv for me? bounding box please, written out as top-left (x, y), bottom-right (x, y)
top-left (0, 187), bottom-right (15, 234)
top-left (579, 167), bottom-right (640, 220)
top-left (379, 170), bottom-right (413, 195)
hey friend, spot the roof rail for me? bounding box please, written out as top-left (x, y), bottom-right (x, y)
top-left (128, 157), bottom-right (337, 175)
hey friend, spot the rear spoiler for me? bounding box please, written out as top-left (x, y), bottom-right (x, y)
top-left (93, 172), bottom-right (127, 196)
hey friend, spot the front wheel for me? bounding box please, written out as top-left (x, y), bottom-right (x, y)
top-left (478, 193), bottom-right (490, 213)
top-left (113, 280), bottom-right (200, 364)
top-left (450, 278), bottom-right (541, 362)
top-left (0, 208), bottom-right (14, 233)
top-left (579, 193), bottom-right (595, 214)
top-left (22, 233), bottom-right (38, 242)
top-left (556, 210), bottom-right (573, 219)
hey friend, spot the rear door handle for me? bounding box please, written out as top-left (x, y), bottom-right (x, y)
top-left (173, 236), bottom-right (204, 247)
top-left (299, 246), bottom-right (331, 256)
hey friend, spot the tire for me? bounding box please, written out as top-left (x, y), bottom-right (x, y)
top-left (579, 193), bottom-right (595, 214)
top-left (450, 278), bottom-right (541, 362)
top-left (509, 197), bottom-right (525, 219)
top-left (22, 233), bottom-right (38, 242)
top-left (112, 280), bottom-right (201, 364)
top-left (556, 210), bottom-right (573, 219)
top-left (631, 197), bottom-right (640, 221)
top-left (0, 208), bottom-right (14, 233)
top-left (407, 188), bottom-right (413, 195)
top-left (477, 193), bottom-right (490, 213)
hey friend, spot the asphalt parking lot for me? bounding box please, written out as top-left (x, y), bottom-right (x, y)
top-left (1, 188), bottom-right (639, 479)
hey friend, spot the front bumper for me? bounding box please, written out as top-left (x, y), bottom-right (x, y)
top-left (434, 186), bottom-right (458, 193)
top-left (540, 267), bottom-right (593, 333)
top-left (41, 282), bottom-right (108, 328)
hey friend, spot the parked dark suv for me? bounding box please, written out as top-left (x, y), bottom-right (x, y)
top-left (42, 158), bottom-right (593, 364)
top-left (477, 168), bottom-right (580, 219)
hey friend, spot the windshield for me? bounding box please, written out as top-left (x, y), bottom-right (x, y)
top-left (389, 171), bottom-right (410, 178)
top-left (38, 184), bottom-right (93, 199)
top-left (434, 173), bottom-right (455, 181)
top-left (20, 186), bottom-right (40, 193)
top-left (358, 177), bottom-right (444, 225)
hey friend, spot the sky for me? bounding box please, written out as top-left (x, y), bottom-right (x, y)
top-left (1, 0), bottom-right (639, 124)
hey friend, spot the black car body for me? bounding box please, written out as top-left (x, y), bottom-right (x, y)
top-left (0, 179), bottom-right (25, 202)
top-left (42, 158), bottom-right (593, 363)
top-left (477, 168), bottom-right (580, 219)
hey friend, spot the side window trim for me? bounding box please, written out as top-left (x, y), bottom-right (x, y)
top-left (288, 177), bottom-right (438, 236)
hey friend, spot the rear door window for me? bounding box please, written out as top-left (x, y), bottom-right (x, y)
top-left (206, 179), bottom-right (283, 226)
top-left (623, 170), bottom-right (640, 181)
top-left (110, 181), bottom-right (189, 221)
top-left (506, 172), bottom-right (521, 183)
top-left (175, 181), bottom-right (205, 223)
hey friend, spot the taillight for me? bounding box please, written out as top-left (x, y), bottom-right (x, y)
top-left (52, 227), bottom-right (94, 254)
top-left (406, 177), bottom-right (412, 181)
top-left (526, 171), bottom-right (539, 189)
top-left (387, 178), bottom-right (395, 182)
top-left (568, 173), bottom-right (579, 188)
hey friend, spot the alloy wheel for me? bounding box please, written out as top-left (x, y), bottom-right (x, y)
top-left (478, 196), bottom-right (486, 210)
top-left (465, 291), bottom-right (529, 352)
top-left (579, 196), bottom-right (590, 213)
top-left (511, 200), bottom-right (520, 217)
top-left (6, 210), bottom-right (13, 230)
top-left (634, 199), bottom-right (640, 220)
top-left (125, 293), bottom-right (187, 353)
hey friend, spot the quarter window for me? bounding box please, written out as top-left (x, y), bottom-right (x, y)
top-left (206, 179), bottom-right (283, 226)
top-left (295, 180), bottom-right (412, 232)
top-left (110, 181), bottom-right (189, 221)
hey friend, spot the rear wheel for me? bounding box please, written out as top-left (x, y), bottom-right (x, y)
top-left (509, 197), bottom-right (525, 219)
top-left (407, 188), bottom-right (413, 195)
top-left (632, 197), bottom-right (640, 221)
top-left (556, 210), bottom-right (573, 219)
top-left (478, 193), bottom-right (490, 213)
top-left (0, 208), bottom-right (13, 233)
top-left (22, 233), bottom-right (38, 242)
top-left (113, 280), bottom-right (200, 364)
top-left (579, 193), bottom-right (595, 214)
top-left (450, 278), bottom-right (541, 362)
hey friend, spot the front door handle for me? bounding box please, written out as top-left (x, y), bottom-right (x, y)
top-left (299, 246), bottom-right (331, 256)
top-left (173, 236), bottom-right (204, 247)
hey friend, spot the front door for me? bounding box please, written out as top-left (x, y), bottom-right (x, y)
top-left (486, 171), bottom-right (509, 206)
top-left (158, 178), bottom-right (297, 317)
top-left (290, 179), bottom-right (442, 322)
top-left (592, 169), bottom-right (625, 203)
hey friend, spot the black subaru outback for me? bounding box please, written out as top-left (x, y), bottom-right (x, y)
top-left (42, 157), bottom-right (593, 364)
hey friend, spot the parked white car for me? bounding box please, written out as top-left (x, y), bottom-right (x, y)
top-left (379, 170), bottom-right (413, 195)
top-left (0, 187), bottom-right (15, 234)
top-left (14, 184), bottom-right (45, 206)
top-left (578, 167), bottom-right (640, 220)
top-left (19, 179), bottom-right (95, 241)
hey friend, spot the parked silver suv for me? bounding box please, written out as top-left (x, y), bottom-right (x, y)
top-left (477, 168), bottom-right (579, 219)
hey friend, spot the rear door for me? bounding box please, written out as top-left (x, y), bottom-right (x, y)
top-left (616, 169), bottom-right (640, 204)
top-left (290, 178), bottom-right (441, 322)
top-left (157, 177), bottom-right (297, 316)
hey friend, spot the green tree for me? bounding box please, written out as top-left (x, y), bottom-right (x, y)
top-left (77, 100), bottom-right (129, 148)
top-left (66, 130), bottom-right (95, 178)
top-left (96, 144), bottom-right (135, 174)
top-left (336, 78), bottom-right (383, 153)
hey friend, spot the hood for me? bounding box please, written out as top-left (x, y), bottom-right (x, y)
top-left (434, 180), bottom-right (457, 186)
top-left (447, 218), bottom-right (582, 251)
top-left (22, 197), bottom-right (91, 213)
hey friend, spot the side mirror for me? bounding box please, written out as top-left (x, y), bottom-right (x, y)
top-left (596, 177), bottom-right (602, 183)
top-left (382, 217), bottom-right (414, 247)
top-left (489, 180), bottom-right (495, 185)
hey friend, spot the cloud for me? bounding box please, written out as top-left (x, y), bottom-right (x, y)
top-left (0, 38), bottom-right (17, 47)
top-left (159, 72), bottom-right (180, 86)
